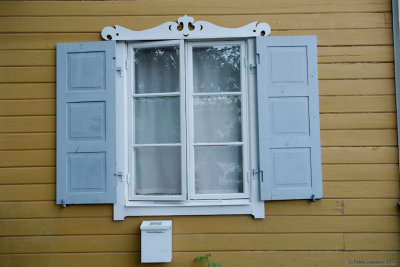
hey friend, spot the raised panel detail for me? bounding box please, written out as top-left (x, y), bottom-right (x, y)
top-left (67, 52), bottom-right (105, 91)
top-left (270, 97), bottom-right (310, 135)
top-left (257, 36), bottom-right (321, 201)
top-left (67, 102), bottom-right (106, 140)
top-left (272, 148), bottom-right (311, 187)
top-left (67, 152), bottom-right (106, 192)
top-left (57, 41), bottom-right (116, 205)
top-left (269, 46), bottom-right (308, 85)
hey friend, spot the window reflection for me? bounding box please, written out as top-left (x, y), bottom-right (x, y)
top-left (193, 45), bottom-right (241, 92)
top-left (134, 46), bottom-right (180, 94)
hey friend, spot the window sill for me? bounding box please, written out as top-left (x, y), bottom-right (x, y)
top-left (125, 199), bottom-right (252, 207)
top-left (113, 199), bottom-right (264, 220)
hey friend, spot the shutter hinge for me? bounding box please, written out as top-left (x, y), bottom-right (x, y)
top-left (252, 168), bottom-right (263, 182)
top-left (116, 66), bottom-right (124, 77)
top-left (61, 199), bottom-right (67, 208)
top-left (249, 64), bottom-right (257, 74)
top-left (115, 171), bottom-right (128, 182)
top-left (116, 60), bottom-right (129, 77)
top-left (311, 194), bottom-right (316, 202)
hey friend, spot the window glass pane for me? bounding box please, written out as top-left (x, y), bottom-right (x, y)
top-left (194, 95), bottom-right (242, 143)
top-left (134, 46), bottom-right (179, 94)
top-left (193, 45), bottom-right (241, 93)
top-left (135, 97), bottom-right (180, 144)
top-left (135, 146), bottom-right (181, 195)
top-left (195, 146), bottom-right (243, 194)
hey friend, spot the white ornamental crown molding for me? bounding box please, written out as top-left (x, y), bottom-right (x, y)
top-left (101, 15), bottom-right (271, 41)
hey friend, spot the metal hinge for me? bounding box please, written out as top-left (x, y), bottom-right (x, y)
top-left (116, 59), bottom-right (129, 77)
top-left (115, 171), bottom-right (128, 182)
top-left (252, 168), bottom-right (264, 182)
top-left (61, 199), bottom-right (67, 208)
top-left (116, 66), bottom-right (124, 77)
top-left (249, 64), bottom-right (257, 74)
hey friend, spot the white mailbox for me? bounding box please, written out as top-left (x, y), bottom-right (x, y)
top-left (140, 220), bottom-right (172, 263)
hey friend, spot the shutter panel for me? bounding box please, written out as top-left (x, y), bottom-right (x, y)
top-left (56, 41), bottom-right (116, 204)
top-left (256, 36), bottom-right (322, 201)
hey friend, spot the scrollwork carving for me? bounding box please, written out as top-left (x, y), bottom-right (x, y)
top-left (101, 15), bottom-right (271, 41)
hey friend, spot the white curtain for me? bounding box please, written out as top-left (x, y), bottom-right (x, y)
top-left (194, 95), bottom-right (242, 143)
top-left (193, 45), bottom-right (241, 93)
top-left (195, 145), bottom-right (243, 194)
top-left (135, 146), bottom-right (181, 195)
top-left (134, 47), bottom-right (179, 94)
top-left (192, 45), bottom-right (243, 194)
top-left (133, 44), bottom-right (244, 196)
top-left (135, 97), bottom-right (180, 144)
top-left (133, 46), bottom-right (181, 196)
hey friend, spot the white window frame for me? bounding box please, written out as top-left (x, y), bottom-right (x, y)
top-left (107, 15), bottom-right (271, 220)
top-left (128, 40), bottom-right (250, 201)
top-left (186, 40), bottom-right (250, 200)
top-left (114, 38), bottom-right (264, 220)
top-left (127, 40), bottom-right (187, 201)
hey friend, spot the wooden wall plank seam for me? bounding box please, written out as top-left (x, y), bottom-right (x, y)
top-left (0, 0), bottom-right (393, 16)
top-left (0, 252), bottom-right (398, 267)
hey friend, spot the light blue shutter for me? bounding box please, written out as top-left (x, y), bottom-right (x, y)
top-left (256, 36), bottom-right (322, 201)
top-left (56, 41), bottom-right (116, 204)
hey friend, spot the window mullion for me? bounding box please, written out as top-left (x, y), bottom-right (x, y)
top-left (179, 39), bottom-right (187, 200)
top-left (185, 40), bottom-right (195, 201)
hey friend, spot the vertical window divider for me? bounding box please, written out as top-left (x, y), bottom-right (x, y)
top-left (179, 39), bottom-right (187, 201)
top-left (186, 41), bottom-right (195, 200)
top-left (240, 40), bottom-right (251, 198)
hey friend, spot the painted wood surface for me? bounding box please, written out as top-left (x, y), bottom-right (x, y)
top-left (0, 0), bottom-right (398, 266)
top-left (256, 36), bottom-right (322, 200)
top-left (0, 252), bottom-right (399, 267)
top-left (56, 41), bottom-right (116, 205)
top-left (0, 46), bottom-right (394, 67)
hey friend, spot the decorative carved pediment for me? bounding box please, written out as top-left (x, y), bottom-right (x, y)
top-left (101, 15), bottom-right (271, 41)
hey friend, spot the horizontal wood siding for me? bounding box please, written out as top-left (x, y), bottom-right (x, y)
top-left (0, 0), bottom-right (398, 266)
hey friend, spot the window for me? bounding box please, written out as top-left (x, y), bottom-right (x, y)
top-left (56, 16), bottom-right (322, 220)
top-left (128, 40), bottom-right (249, 201)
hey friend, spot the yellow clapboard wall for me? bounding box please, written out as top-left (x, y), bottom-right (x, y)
top-left (0, 0), bottom-right (399, 266)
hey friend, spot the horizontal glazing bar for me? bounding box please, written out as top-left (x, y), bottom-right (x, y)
top-left (193, 142), bottom-right (243, 146)
top-left (133, 92), bottom-right (181, 97)
top-left (192, 92), bottom-right (242, 96)
top-left (133, 143), bottom-right (181, 147)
